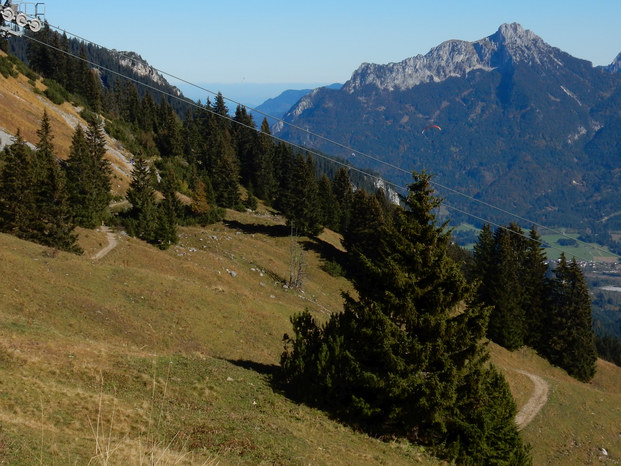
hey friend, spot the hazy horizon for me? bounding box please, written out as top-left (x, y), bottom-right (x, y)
top-left (173, 81), bottom-right (334, 108)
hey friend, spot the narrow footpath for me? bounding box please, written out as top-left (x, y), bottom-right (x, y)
top-left (91, 226), bottom-right (118, 260)
top-left (513, 369), bottom-right (550, 430)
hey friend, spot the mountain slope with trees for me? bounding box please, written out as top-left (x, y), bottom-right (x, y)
top-left (274, 23), bottom-right (621, 242)
top-left (0, 26), bottom-right (619, 465)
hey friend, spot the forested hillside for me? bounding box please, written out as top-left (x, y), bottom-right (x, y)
top-left (275, 24), bottom-right (621, 248)
top-left (0, 24), bottom-right (620, 464)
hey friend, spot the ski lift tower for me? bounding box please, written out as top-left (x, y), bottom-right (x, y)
top-left (1, 1), bottom-right (45, 37)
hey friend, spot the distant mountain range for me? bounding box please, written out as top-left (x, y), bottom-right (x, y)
top-left (273, 23), bottom-right (621, 238)
top-left (252, 83), bottom-right (342, 123)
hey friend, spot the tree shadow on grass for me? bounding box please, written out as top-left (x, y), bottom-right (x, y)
top-left (223, 219), bottom-right (290, 238)
top-left (225, 358), bottom-right (280, 379)
top-left (302, 236), bottom-right (352, 279)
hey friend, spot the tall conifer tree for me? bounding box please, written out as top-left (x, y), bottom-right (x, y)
top-left (281, 172), bottom-right (530, 463)
top-left (546, 255), bottom-right (597, 381)
top-left (286, 154), bottom-right (322, 236)
top-left (487, 227), bottom-right (525, 349)
top-left (522, 226), bottom-right (549, 351)
top-left (0, 131), bottom-right (38, 238)
top-left (33, 112), bottom-right (80, 252)
top-left (332, 167), bottom-right (354, 233)
top-left (125, 155), bottom-right (158, 242)
top-left (273, 143), bottom-right (296, 216)
top-left (231, 105), bottom-right (256, 187)
top-left (66, 119), bottom-right (111, 228)
top-left (317, 174), bottom-right (340, 231)
top-left (254, 118), bottom-right (277, 203)
top-left (155, 169), bottom-right (180, 249)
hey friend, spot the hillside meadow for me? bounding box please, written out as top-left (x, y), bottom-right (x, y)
top-left (0, 61), bottom-right (620, 463)
top-left (0, 207), bottom-right (619, 464)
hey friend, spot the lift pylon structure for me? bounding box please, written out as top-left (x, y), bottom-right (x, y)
top-left (1, 1), bottom-right (45, 37)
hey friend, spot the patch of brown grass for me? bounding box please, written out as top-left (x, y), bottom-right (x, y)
top-left (1, 201), bottom-right (619, 464)
top-left (0, 53), bottom-right (132, 195)
top-left (492, 344), bottom-right (621, 464)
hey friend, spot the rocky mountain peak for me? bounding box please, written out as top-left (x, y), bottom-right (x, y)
top-left (479, 22), bottom-right (555, 66)
top-left (606, 52), bottom-right (621, 73)
top-left (494, 22), bottom-right (537, 46)
top-left (114, 50), bottom-right (181, 96)
top-left (343, 23), bottom-right (558, 93)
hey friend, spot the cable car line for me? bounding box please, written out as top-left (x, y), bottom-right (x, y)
top-left (42, 23), bottom-right (617, 260)
top-left (20, 30), bottom-right (617, 262)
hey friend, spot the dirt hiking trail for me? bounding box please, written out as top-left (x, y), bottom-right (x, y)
top-left (91, 226), bottom-right (118, 260)
top-left (513, 369), bottom-right (550, 430)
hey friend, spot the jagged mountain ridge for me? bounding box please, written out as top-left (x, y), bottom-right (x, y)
top-left (604, 52), bottom-right (621, 73)
top-left (342, 23), bottom-right (560, 93)
top-left (113, 50), bottom-right (181, 96)
top-left (275, 23), bottom-right (621, 234)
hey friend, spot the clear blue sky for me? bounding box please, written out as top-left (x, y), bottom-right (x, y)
top-left (46, 0), bottom-right (620, 99)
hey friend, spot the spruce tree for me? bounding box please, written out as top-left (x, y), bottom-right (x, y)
top-left (0, 131), bottom-right (38, 238)
top-left (65, 119), bottom-right (111, 228)
top-left (254, 118), bottom-right (277, 203)
top-left (212, 93), bottom-right (230, 130)
top-left (332, 167), bottom-right (354, 233)
top-left (155, 169), bottom-right (179, 249)
top-left (522, 226), bottom-right (549, 351)
top-left (317, 174), bottom-right (340, 231)
top-left (199, 102), bottom-right (240, 209)
top-left (138, 92), bottom-right (157, 133)
top-left (125, 155), bottom-right (158, 243)
top-left (210, 129), bottom-right (240, 208)
top-left (341, 189), bottom-right (388, 290)
top-left (65, 126), bottom-right (91, 225)
top-left (473, 223), bottom-right (547, 351)
top-left (487, 227), bottom-right (525, 349)
top-left (286, 154), bottom-right (322, 236)
top-left (74, 45), bottom-right (102, 112)
top-left (33, 112), bottom-right (81, 252)
top-left (231, 105), bottom-right (256, 187)
top-left (472, 223), bottom-right (495, 297)
top-left (281, 171), bottom-right (530, 463)
top-left (86, 118), bottom-right (112, 210)
top-left (155, 99), bottom-right (183, 158)
top-left (546, 254), bottom-right (597, 381)
top-left (273, 143), bottom-right (296, 216)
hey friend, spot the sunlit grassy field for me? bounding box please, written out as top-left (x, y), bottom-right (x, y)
top-left (0, 208), bottom-right (619, 464)
top-left (0, 210), bottom-right (439, 464)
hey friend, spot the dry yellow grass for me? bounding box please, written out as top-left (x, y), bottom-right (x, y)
top-left (492, 344), bottom-right (621, 465)
top-left (0, 51), bottom-right (132, 196)
top-left (1, 213), bottom-right (437, 464)
top-left (1, 53), bottom-right (620, 465)
top-left (0, 53), bottom-right (79, 156)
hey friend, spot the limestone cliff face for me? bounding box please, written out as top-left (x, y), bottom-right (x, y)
top-left (342, 23), bottom-right (564, 93)
top-left (115, 51), bottom-right (181, 96)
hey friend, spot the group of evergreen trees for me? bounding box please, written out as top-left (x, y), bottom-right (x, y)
top-left (2, 27), bottom-right (382, 253)
top-left (1, 30), bottom-right (614, 465)
top-left (595, 334), bottom-right (621, 366)
top-left (472, 223), bottom-right (598, 382)
top-left (0, 112), bottom-right (109, 252)
top-left (280, 173), bottom-right (531, 464)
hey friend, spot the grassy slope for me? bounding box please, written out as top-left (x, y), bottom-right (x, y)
top-left (494, 345), bottom-right (621, 465)
top-left (1, 55), bottom-right (620, 465)
top-left (0, 210), bottom-right (620, 464)
top-left (0, 212), bottom-right (438, 465)
top-left (0, 52), bottom-right (133, 196)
